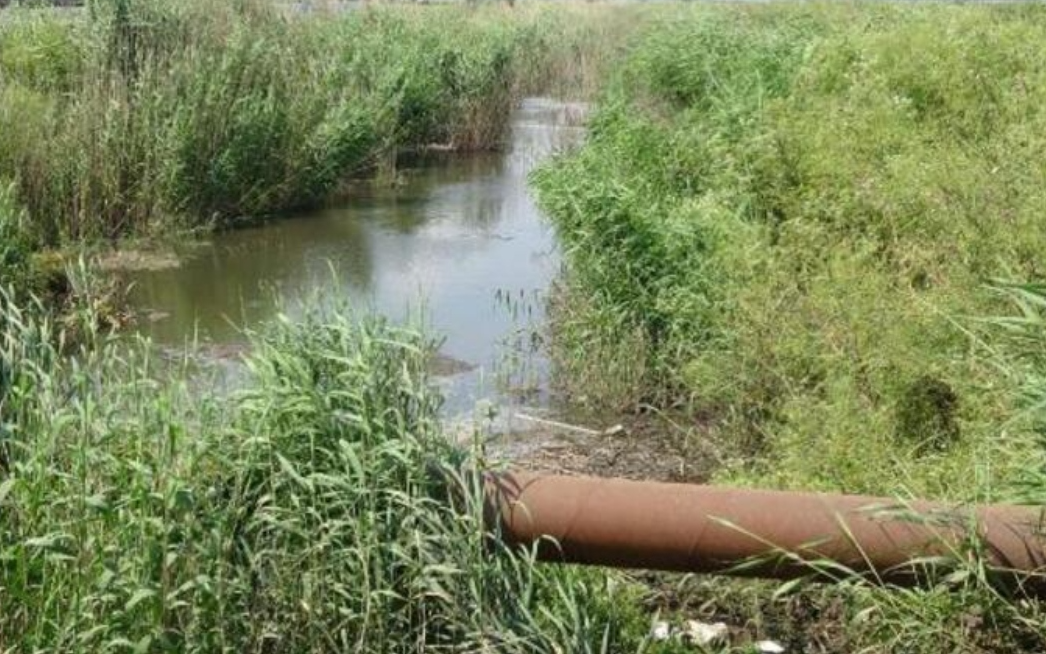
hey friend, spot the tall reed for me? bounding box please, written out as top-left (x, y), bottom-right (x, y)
top-left (0, 0), bottom-right (630, 246)
top-left (0, 290), bottom-right (649, 652)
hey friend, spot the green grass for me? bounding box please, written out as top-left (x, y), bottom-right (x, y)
top-left (534, 2), bottom-right (1046, 498)
top-left (532, 4), bottom-right (1046, 650)
top-left (0, 184), bottom-right (31, 290)
top-left (0, 292), bottom-right (659, 652)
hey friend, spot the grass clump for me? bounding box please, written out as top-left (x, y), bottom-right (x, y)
top-left (0, 182), bottom-right (67, 301)
top-left (0, 184), bottom-right (32, 290)
top-left (0, 293), bottom-right (655, 651)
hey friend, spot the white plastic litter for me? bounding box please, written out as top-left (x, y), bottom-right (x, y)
top-left (685, 620), bottom-right (729, 646)
top-left (651, 621), bottom-right (672, 642)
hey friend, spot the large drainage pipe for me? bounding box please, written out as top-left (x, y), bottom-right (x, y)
top-left (484, 471), bottom-right (1046, 595)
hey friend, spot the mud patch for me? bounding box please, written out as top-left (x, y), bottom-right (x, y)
top-left (428, 352), bottom-right (477, 378)
top-left (488, 410), bottom-right (719, 483)
top-left (97, 249), bottom-right (180, 273)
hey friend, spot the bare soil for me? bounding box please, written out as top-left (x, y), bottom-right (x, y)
top-left (495, 411), bottom-right (716, 483)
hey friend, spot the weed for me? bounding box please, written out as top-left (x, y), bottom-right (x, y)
top-left (533, 2), bottom-right (1044, 498)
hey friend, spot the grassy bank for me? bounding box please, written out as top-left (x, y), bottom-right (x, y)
top-left (533, 4), bottom-right (1046, 649)
top-left (0, 293), bottom-right (660, 652)
top-left (535, 2), bottom-right (1046, 498)
top-left (0, 0), bottom-right (629, 247)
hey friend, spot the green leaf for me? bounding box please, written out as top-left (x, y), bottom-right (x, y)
top-left (125, 588), bottom-right (157, 612)
top-left (0, 478), bottom-right (15, 505)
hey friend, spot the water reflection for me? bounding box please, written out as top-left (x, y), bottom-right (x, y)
top-left (125, 98), bottom-right (585, 413)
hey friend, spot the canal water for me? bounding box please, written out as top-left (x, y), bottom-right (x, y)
top-left (123, 98), bottom-right (585, 420)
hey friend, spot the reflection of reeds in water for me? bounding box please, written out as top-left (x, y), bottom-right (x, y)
top-left (493, 286), bottom-right (548, 403)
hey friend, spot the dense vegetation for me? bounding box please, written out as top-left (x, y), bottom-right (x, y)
top-left (0, 0), bottom-right (615, 247)
top-left (7, 0), bottom-right (1046, 651)
top-left (535, 3), bottom-right (1046, 497)
top-left (0, 294), bottom-right (657, 651)
top-left (0, 3), bottom-right (658, 651)
top-left (532, 5), bottom-right (1046, 649)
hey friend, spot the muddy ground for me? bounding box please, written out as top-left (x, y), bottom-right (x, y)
top-left (488, 409), bottom-right (717, 483)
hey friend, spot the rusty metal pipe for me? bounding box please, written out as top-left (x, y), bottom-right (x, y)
top-left (485, 471), bottom-right (1046, 594)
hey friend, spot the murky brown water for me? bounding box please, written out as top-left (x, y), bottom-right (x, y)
top-left (124, 98), bottom-right (585, 416)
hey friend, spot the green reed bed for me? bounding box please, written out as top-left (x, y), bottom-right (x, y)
top-left (0, 184), bottom-right (31, 289)
top-left (0, 292), bottom-right (650, 652)
top-left (0, 0), bottom-right (628, 246)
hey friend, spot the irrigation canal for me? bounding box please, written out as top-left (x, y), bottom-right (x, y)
top-left (122, 98), bottom-right (586, 421)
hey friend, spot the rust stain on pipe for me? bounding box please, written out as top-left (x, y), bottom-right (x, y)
top-left (485, 471), bottom-right (1046, 594)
